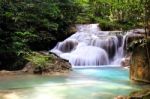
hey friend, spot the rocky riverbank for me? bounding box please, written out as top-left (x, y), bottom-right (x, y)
top-left (114, 89), bottom-right (150, 99)
top-left (0, 51), bottom-right (72, 75)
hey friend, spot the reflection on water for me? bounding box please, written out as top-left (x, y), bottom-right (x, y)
top-left (0, 67), bottom-right (149, 99)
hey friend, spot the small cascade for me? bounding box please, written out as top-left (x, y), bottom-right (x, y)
top-left (51, 24), bottom-right (126, 66)
top-left (60, 46), bottom-right (109, 66)
top-left (111, 35), bottom-right (126, 65)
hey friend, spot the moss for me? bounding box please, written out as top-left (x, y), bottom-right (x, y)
top-left (22, 51), bottom-right (71, 74)
top-left (24, 52), bottom-right (53, 68)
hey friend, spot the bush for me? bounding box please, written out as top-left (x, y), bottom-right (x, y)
top-left (0, 0), bottom-right (80, 70)
top-left (97, 19), bottom-right (121, 31)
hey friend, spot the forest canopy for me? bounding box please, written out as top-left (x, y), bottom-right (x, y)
top-left (0, 0), bottom-right (149, 69)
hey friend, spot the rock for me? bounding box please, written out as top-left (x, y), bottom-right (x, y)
top-left (22, 62), bottom-right (34, 73)
top-left (22, 52), bottom-right (72, 75)
top-left (0, 70), bottom-right (13, 75)
top-left (130, 44), bottom-right (150, 83)
top-left (121, 53), bottom-right (132, 67)
top-left (129, 89), bottom-right (150, 99)
top-left (0, 51), bottom-right (72, 75)
top-left (67, 25), bottom-right (77, 35)
top-left (38, 51), bottom-right (49, 55)
top-left (114, 95), bottom-right (127, 99)
top-left (0, 70), bottom-right (23, 76)
top-left (33, 66), bottom-right (43, 74)
top-left (129, 29), bottom-right (145, 34)
top-left (121, 57), bottom-right (129, 67)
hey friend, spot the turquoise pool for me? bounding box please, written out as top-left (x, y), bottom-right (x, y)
top-left (0, 67), bottom-right (149, 99)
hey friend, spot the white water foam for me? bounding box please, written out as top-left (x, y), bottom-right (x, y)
top-left (51, 24), bottom-right (131, 66)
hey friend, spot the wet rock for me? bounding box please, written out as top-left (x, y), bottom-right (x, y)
top-left (22, 62), bottom-right (34, 73)
top-left (114, 95), bottom-right (127, 99)
top-left (22, 52), bottom-right (72, 75)
top-left (0, 70), bottom-right (13, 75)
top-left (121, 53), bottom-right (132, 67)
top-left (129, 89), bottom-right (150, 99)
top-left (0, 70), bottom-right (23, 76)
top-left (130, 44), bottom-right (150, 83)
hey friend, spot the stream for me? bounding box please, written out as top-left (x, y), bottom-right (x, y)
top-left (0, 67), bottom-right (149, 99)
top-left (0, 24), bottom-right (149, 99)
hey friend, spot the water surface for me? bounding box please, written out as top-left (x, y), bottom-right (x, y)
top-left (0, 67), bottom-right (149, 99)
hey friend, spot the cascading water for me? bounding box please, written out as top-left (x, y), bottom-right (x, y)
top-left (51, 24), bottom-right (126, 66)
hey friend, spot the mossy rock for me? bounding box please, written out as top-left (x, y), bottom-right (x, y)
top-left (23, 51), bottom-right (71, 74)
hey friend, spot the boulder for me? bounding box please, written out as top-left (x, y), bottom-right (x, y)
top-left (0, 51), bottom-right (72, 75)
top-left (22, 52), bottom-right (72, 75)
top-left (130, 44), bottom-right (150, 83)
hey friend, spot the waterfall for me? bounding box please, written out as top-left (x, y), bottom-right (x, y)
top-left (51, 24), bottom-right (126, 66)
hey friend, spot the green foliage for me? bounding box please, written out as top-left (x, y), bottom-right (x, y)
top-left (0, 0), bottom-right (80, 70)
top-left (12, 32), bottom-right (34, 55)
top-left (0, 0), bottom-right (80, 53)
top-left (128, 38), bottom-right (150, 52)
top-left (97, 19), bottom-right (120, 30)
top-left (75, 0), bottom-right (147, 30)
top-left (0, 0), bottom-right (149, 70)
top-left (24, 52), bottom-right (52, 68)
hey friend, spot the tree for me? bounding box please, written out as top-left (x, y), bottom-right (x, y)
top-left (0, 0), bottom-right (81, 69)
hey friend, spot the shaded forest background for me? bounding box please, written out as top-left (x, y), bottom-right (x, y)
top-left (0, 0), bottom-right (149, 70)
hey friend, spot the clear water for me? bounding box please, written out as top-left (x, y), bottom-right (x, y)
top-left (0, 67), bottom-right (149, 99)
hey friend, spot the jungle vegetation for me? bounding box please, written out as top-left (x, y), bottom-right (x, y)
top-left (0, 0), bottom-right (149, 70)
